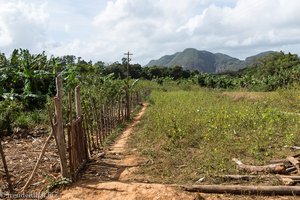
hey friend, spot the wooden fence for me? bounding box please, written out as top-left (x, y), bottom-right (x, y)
top-left (0, 74), bottom-right (149, 192)
top-left (55, 74), bottom-right (146, 179)
top-left (67, 86), bottom-right (89, 179)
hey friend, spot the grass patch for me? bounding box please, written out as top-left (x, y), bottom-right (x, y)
top-left (130, 88), bottom-right (300, 184)
top-left (103, 104), bottom-right (144, 147)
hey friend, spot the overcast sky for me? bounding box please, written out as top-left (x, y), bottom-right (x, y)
top-left (0, 0), bottom-right (300, 65)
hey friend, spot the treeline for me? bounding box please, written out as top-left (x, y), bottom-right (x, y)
top-left (0, 48), bottom-right (150, 133)
top-left (103, 63), bottom-right (198, 80)
top-left (197, 52), bottom-right (300, 91)
top-left (0, 49), bottom-right (197, 108)
top-left (2, 49), bottom-right (298, 111)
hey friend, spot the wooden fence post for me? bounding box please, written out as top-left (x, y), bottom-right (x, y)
top-left (67, 91), bottom-right (73, 175)
top-left (75, 86), bottom-right (82, 118)
top-left (91, 98), bottom-right (101, 146)
top-left (53, 74), bottom-right (69, 178)
top-left (75, 86), bottom-right (88, 160)
top-left (0, 139), bottom-right (13, 193)
top-left (125, 88), bottom-right (130, 120)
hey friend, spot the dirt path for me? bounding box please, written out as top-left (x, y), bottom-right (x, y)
top-left (49, 103), bottom-right (297, 200)
top-left (53, 103), bottom-right (197, 200)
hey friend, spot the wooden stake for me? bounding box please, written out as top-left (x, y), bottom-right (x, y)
top-left (91, 98), bottom-right (102, 146)
top-left (75, 86), bottom-right (82, 118)
top-left (67, 91), bottom-right (73, 175)
top-left (53, 74), bottom-right (68, 178)
top-left (75, 86), bottom-right (88, 161)
top-left (0, 138), bottom-right (13, 193)
top-left (83, 102), bottom-right (92, 154)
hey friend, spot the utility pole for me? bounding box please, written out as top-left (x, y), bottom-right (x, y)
top-left (123, 51), bottom-right (132, 120)
top-left (124, 51), bottom-right (132, 79)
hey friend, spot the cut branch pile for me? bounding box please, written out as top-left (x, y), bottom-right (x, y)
top-left (232, 154), bottom-right (300, 175)
top-left (231, 154), bottom-right (300, 186)
top-left (186, 155), bottom-right (300, 195)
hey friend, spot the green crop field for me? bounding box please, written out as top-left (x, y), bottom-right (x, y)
top-left (130, 84), bottom-right (300, 184)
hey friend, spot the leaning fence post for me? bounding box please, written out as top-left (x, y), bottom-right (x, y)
top-left (0, 138), bottom-right (13, 193)
top-left (53, 74), bottom-right (69, 178)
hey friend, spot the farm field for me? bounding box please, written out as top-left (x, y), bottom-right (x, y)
top-left (130, 85), bottom-right (300, 185)
top-left (1, 0), bottom-right (300, 198)
top-left (2, 50), bottom-right (300, 198)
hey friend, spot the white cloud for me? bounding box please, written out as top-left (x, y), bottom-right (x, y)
top-left (0, 20), bottom-right (12, 46)
top-left (1, 0), bottom-right (300, 64)
top-left (177, 0), bottom-right (300, 51)
top-left (0, 0), bottom-right (48, 54)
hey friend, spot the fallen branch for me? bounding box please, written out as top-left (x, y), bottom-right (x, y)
top-left (22, 106), bottom-right (55, 192)
top-left (220, 174), bottom-right (300, 180)
top-left (218, 174), bottom-right (300, 185)
top-left (182, 185), bottom-right (300, 195)
top-left (232, 158), bottom-right (286, 174)
top-left (287, 156), bottom-right (300, 174)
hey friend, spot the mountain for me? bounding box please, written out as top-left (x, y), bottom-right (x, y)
top-left (145, 48), bottom-right (276, 73)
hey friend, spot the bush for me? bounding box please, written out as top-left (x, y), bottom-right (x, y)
top-left (0, 99), bottom-right (22, 134)
top-left (14, 113), bottom-right (31, 129)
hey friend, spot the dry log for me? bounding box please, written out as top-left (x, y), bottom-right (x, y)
top-left (182, 185), bottom-right (300, 195)
top-left (218, 174), bottom-right (300, 185)
top-left (287, 156), bottom-right (300, 174)
top-left (232, 158), bottom-right (286, 174)
top-left (220, 174), bottom-right (300, 180)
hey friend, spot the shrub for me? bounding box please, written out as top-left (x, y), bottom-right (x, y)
top-left (0, 99), bottom-right (22, 134)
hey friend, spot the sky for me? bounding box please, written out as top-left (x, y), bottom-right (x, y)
top-left (0, 0), bottom-right (300, 65)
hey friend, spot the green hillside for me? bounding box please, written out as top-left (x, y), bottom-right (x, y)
top-left (146, 48), bottom-right (274, 73)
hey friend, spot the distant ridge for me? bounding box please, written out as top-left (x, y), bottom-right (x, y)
top-left (145, 48), bottom-right (276, 73)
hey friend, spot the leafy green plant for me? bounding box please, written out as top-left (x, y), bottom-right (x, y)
top-left (0, 99), bottom-right (22, 134)
top-left (46, 178), bottom-right (72, 192)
